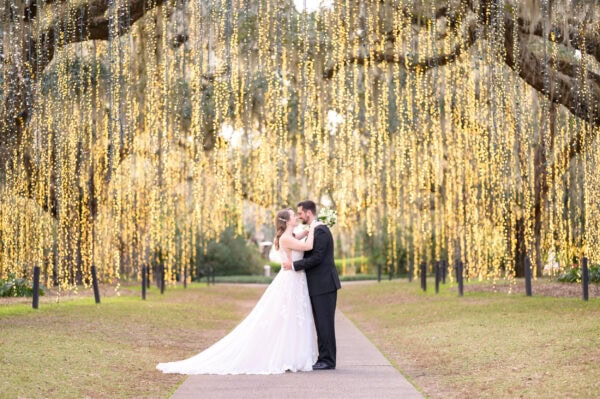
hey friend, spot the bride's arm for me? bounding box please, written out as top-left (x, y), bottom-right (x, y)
top-left (280, 224), bottom-right (318, 252)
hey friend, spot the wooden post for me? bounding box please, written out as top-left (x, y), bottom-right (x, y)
top-left (435, 261), bottom-right (440, 294)
top-left (525, 256), bottom-right (532, 297)
top-left (146, 265), bottom-right (151, 289)
top-left (582, 257), bottom-right (589, 301)
top-left (160, 264), bottom-right (165, 294)
top-left (456, 260), bottom-right (464, 297)
top-left (141, 266), bottom-right (147, 300)
top-left (32, 266), bottom-right (40, 309)
top-left (91, 265), bottom-right (101, 304)
top-left (420, 262), bottom-right (426, 292)
top-left (183, 264), bottom-right (188, 288)
top-left (377, 264), bottom-right (382, 283)
top-left (442, 260), bottom-right (447, 284)
top-left (408, 262), bottom-right (413, 282)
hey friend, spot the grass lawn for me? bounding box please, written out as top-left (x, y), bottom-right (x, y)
top-left (1, 280), bottom-right (599, 398)
top-left (214, 273), bottom-right (380, 284)
top-left (0, 284), bottom-right (266, 399)
top-left (339, 280), bottom-right (600, 399)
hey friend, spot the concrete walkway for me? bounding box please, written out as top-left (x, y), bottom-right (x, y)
top-left (170, 311), bottom-right (424, 399)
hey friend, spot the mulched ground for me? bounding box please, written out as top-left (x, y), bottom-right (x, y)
top-left (462, 278), bottom-right (600, 298)
top-left (2, 279), bottom-right (598, 305)
top-left (0, 284), bottom-right (139, 305)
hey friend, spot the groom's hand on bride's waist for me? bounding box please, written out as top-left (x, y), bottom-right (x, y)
top-left (282, 260), bottom-right (293, 270)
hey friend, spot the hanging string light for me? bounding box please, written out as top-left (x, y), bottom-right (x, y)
top-left (0, 0), bottom-right (598, 290)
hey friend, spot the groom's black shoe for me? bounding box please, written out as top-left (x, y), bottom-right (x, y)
top-left (312, 362), bottom-right (335, 370)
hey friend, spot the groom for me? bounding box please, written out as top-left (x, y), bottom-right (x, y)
top-left (282, 200), bottom-right (341, 370)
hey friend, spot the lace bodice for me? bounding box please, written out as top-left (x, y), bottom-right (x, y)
top-left (291, 249), bottom-right (304, 262)
top-left (276, 248), bottom-right (304, 264)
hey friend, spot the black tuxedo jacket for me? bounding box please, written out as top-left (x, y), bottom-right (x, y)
top-left (293, 225), bottom-right (341, 296)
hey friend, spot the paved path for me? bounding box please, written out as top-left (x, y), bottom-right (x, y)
top-left (170, 311), bottom-right (424, 399)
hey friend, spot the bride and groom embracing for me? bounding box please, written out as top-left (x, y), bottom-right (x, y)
top-left (157, 200), bottom-right (342, 374)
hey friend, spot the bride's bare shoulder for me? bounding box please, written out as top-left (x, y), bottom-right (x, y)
top-left (279, 231), bottom-right (294, 243)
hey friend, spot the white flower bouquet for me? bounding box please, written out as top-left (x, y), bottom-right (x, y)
top-left (317, 208), bottom-right (337, 227)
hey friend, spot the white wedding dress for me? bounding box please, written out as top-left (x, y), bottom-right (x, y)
top-left (156, 249), bottom-right (317, 374)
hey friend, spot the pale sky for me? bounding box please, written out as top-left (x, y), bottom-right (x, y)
top-left (293, 0), bottom-right (334, 13)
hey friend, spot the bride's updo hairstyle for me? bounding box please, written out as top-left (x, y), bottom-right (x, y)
top-left (274, 209), bottom-right (291, 250)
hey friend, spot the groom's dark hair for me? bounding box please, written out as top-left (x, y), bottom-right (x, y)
top-left (297, 200), bottom-right (317, 215)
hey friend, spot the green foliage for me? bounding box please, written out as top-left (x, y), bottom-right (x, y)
top-left (268, 261), bottom-right (281, 274)
top-left (215, 275), bottom-right (274, 284)
top-left (213, 272), bottom-right (380, 284)
top-left (361, 225), bottom-right (408, 276)
top-left (557, 263), bottom-right (600, 283)
top-left (221, 257), bottom-right (368, 279)
top-left (195, 227), bottom-right (264, 276)
top-left (0, 273), bottom-right (45, 297)
top-left (557, 266), bottom-right (580, 283)
top-left (41, 59), bottom-right (108, 97)
top-left (237, 14), bottom-right (259, 48)
top-left (339, 274), bottom-right (379, 281)
top-left (174, 77), bottom-right (192, 124)
top-left (591, 265), bottom-right (600, 283)
top-left (335, 257), bottom-right (368, 275)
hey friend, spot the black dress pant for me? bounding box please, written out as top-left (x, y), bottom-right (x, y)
top-left (310, 290), bottom-right (337, 367)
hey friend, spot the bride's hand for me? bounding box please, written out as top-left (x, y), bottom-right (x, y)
top-left (282, 259), bottom-right (293, 271)
top-left (295, 229), bottom-right (309, 239)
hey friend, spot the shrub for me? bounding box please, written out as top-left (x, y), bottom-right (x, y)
top-left (590, 265), bottom-right (600, 284)
top-left (195, 227), bottom-right (264, 276)
top-left (335, 257), bottom-right (368, 275)
top-left (266, 258), bottom-right (364, 276)
top-left (557, 263), bottom-right (600, 284)
top-left (358, 223), bottom-right (408, 276)
top-left (268, 261), bottom-right (281, 274)
top-left (0, 274), bottom-right (45, 297)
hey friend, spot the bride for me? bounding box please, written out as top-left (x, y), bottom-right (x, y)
top-left (156, 208), bottom-right (320, 374)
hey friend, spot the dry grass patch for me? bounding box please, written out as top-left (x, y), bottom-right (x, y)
top-left (0, 283), bottom-right (265, 399)
top-left (339, 280), bottom-right (600, 399)
top-left (4, 278), bottom-right (599, 398)
top-left (464, 277), bottom-right (600, 298)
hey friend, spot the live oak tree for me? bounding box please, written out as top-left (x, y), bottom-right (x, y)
top-left (320, 0), bottom-right (600, 275)
top-left (4, 1), bottom-right (597, 149)
top-left (1, 0), bottom-right (599, 276)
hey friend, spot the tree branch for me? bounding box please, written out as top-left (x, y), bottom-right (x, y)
top-left (503, 11), bottom-right (600, 180)
top-left (504, 15), bottom-right (600, 128)
top-left (1, 0), bottom-right (169, 151)
top-left (323, 14), bottom-right (479, 78)
top-left (30, 0), bottom-right (169, 75)
top-left (554, 58), bottom-right (600, 88)
top-left (520, 17), bottom-right (600, 65)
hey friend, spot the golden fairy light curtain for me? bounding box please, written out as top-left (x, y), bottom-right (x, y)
top-left (0, 0), bottom-right (598, 290)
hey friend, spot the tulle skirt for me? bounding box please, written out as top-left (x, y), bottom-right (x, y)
top-left (156, 269), bottom-right (317, 375)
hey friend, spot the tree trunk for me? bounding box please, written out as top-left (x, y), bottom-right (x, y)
top-left (514, 216), bottom-right (526, 277)
top-left (532, 101), bottom-right (553, 277)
